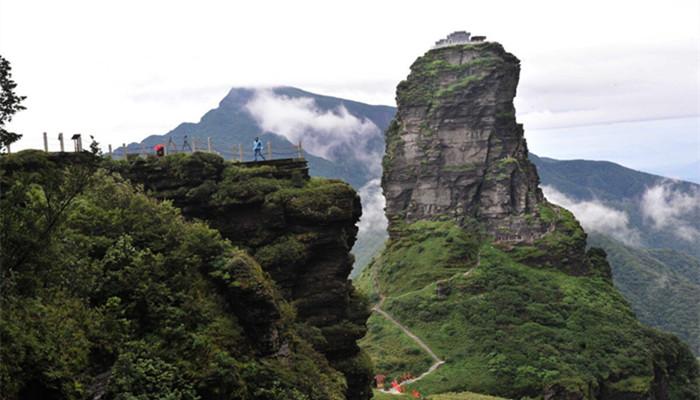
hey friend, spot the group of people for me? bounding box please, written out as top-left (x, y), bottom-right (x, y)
top-left (153, 136), bottom-right (267, 161)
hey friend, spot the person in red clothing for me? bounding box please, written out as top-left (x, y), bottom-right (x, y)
top-left (154, 144), bottom-right (165, 157)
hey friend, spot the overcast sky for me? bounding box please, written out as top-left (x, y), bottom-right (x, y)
top-left (1, 0), bottom-right (699, 168)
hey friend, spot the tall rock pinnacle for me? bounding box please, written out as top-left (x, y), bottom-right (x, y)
top-left (382, 40), bottom-right (549, 242)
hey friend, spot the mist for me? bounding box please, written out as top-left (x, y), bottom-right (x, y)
top-left (641, 183), bottom-right (700, 241)
top-left (245, 89), bottom-right (384, 175)
top-left (542, 185), bottom-right (641, 246)
top-left (356, 179), bottom-right (388, 234)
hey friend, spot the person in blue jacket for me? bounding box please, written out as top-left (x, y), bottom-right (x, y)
top-left (253, 137), bottom-right (265, 161)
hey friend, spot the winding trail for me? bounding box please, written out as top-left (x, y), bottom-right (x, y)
top-left (371, 252), bottom-right (479, 393)
top-left (372, 297), bottom-right (445, 389)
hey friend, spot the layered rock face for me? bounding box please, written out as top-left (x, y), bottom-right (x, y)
top-left (365, 41), bottom-right (700, 399)
top-left (383, 42), bottom-right (548, 243)
top-left (115, 154), bottom-right (373, 400)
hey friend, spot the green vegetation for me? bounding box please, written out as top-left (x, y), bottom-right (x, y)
top-left (589, 233), bottom-right (700, 354)
top-left (359, 313), bottom-right (433, 381)
top-left (435, 75), bottom-right (482, 98)
top-left (443, 163), bottom-right (478, 173)
top-left (530, 154), bottom-right (700, 355)
top-left (363, 220), bottom-right (479, 298)
top-left (0, 151), bottom-right (358, 399)
top-left (371, 389), bottom-right (506, 400)
top-left (357, 219), bottom-right (700, 399)
top-left (529, 153), bottom-right (700, 259)
top-left (0, 55), bottom-right (26, 151)
top-left (507, 203), bottom-right (615, 279)
top-left (396, 45), bottom-right (504, 108)
top-left (429, 392), bottom-right (507, 400)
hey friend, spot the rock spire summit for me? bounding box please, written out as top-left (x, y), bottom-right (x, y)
top-left (382, 40), bottom-right (550, 243)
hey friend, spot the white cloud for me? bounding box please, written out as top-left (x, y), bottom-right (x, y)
top-left (640, 184), bottom-right (700, 241)
top-left (542, 185), bottom-right (641, 246)
top-left (245, 89), bottom-right (383, 175)
top-left (356, 179), bottom-right (388, 235)
top-left (244, 90), bottom-right (389, 236)
top-left (3, 0), bottom-right (699, 153)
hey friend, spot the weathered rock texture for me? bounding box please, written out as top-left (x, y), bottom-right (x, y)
top-left (369, 40), bottom-right (700, 399)
top-left (383, 42), bottom-right (549, 243)
top-left (114, 155), bottom-right (373, 400)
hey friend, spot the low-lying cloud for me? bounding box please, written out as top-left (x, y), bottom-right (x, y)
top-left (641, 183), bottom-right (700, 241)
top-left (356, 179), bottom-right (388, 235)
top-left (542, 185), bottom-right (641, 246)
top-left (245, 89), bottom-right (389, 238)
top-left (245, 89), bottom-right (383, 175)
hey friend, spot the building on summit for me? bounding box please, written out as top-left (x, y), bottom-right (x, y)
top-left (433, 31), bottom-right (487, 48)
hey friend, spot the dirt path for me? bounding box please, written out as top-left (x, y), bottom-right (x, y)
top-left (373, 299), bottom-right (445, 390)
top-left (373, 298), bottom-right (443, 365)
top-left (372, 253), bottom-right (480, 393)
top-left (371, 262), bottom-right (445, 391)
top-left (376, 265), bottom-right (475, 366)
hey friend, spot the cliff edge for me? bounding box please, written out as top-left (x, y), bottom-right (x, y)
top-left (357, 41), bottom-right (699, 399)
top-left (0, 151), bottom-right (373, 400)
top-left (383, 41), bottom-right (547, 243)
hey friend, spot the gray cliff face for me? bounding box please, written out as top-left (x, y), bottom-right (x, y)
top-left (382, 42), bottom-right (549, 242)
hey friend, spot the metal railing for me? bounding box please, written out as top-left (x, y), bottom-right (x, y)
top-left (4, 132), bottom-right (305, 163)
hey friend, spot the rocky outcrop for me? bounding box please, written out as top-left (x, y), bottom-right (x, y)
top-left (113, 154), bottom-right (373, 400)
top-left (1, 150), bottom-right (358, 400)
top-left (383, 42), bottom-right (549, 243)
top-left (365, 39), bottom-right (700, 400)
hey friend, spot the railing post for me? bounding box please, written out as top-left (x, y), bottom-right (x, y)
top-left (43, 132), bottom-right (48, 152)
top-left (239, 144), bottom-right (243, 162)
top-left (73, 134), bottom-right (83, 152)
top-left (267, 141), bottom-right (272, 160)
top-left (123, 143), bottom-right (127, 159)
top-left (58, 133), bottom-right (64, 152)
top-left (207, 137), bottom-right (212, 153)
top-left (141, 143), bottom-right (146, 157)
top-left (6, 143), bottom-right (10, 154)
top-left (297, 140), bottom-right (303, 159)
top-left (192, 138), bottom-right (197, 152)
top-left (108, 144), bottom-right (113, 158)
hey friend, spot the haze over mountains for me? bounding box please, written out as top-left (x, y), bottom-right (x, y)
top-left (128, 87), bottom-right (394, 189)
top-left (530, 155), bottom-right (700, 354)
top-left (127, 86), bottom-right (700, 358)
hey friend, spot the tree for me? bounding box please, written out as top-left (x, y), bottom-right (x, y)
top-left (0, 55), bottom-right (26, 152)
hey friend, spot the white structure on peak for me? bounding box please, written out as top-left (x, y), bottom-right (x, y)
top-left (433, 31), bottom-right (487, 49)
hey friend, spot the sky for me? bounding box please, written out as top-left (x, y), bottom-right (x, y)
top-left (1, 0), bottom-right (698, 177)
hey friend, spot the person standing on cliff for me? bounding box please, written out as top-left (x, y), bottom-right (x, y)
top-left (253, 137), bottom-right (265, 161)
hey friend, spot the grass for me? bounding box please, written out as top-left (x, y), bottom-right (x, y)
top-left (429, 392), bottom-right (507, 400)
top-left (443, 163), bottom-right (478, 173)
top-left (371, 389), bottom-right (506, 400)
top-left (359, 313), bottom-right (433, 383)
top-left (435, 75), bottom-right (482, 98)
top-left (371, 221), bottom-right (479, 297)
top-left (357, 220), bottom-right (700, 399)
